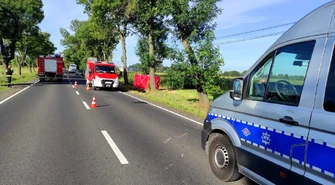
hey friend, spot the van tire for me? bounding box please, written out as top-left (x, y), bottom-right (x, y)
top-left (208, 133), bottom-right (241, 182)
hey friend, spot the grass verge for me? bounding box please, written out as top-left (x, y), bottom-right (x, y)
top-left (120, 84), bottom-right (217, 119)
top-left (0, 67), bottom-right (37, 92)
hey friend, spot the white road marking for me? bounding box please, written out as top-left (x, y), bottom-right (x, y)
top-left (75, 91), bottom-right (80, 95)
top-left (82, 101), bottom-right (90, 110)
top-left (0, 80), bottom-right (39, 105)
top-left (72, 85), bottom-right (74, 88)
top-left (101, 130), bottom-right (129, 165)
top-left (119, 91), bottom-right (203, 126)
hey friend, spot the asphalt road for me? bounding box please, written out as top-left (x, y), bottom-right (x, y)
top-left (0, 74), bottom-right (256, 185)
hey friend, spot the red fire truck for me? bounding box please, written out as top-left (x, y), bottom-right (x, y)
top-left (37, 54), bottom-right (64, 82)
top-left (85, 57), bottom-right (119, 90)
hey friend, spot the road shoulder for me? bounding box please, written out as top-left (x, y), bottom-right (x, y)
top-left (0, 79), bottom-right (38, 102)
top-left (120, 90), bottom-right (206, 124)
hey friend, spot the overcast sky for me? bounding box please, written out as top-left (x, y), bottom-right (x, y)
top-left (39, 0), bottom-right (332, 72)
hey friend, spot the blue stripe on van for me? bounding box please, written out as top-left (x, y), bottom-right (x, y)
top-left (208, 113), bottom-right (335, 178)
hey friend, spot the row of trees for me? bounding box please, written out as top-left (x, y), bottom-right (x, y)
top-left (0, 0), bottom-right (56, 75)
top-left (61, 0), bottom-right (224, 106)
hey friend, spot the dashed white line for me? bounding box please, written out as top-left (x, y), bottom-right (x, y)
top-left (75, 91), bottom-right (80, 95)
top-left (101, 130), bottom-right (129, 165)
top-left (72, 85), bottom-right (74, 88)
top-left (0, 80), bottom-right (39, 105)
top-left (82, 101), bottom-right (90, 110)
top-left (118, 91), bottom-right (203, 126)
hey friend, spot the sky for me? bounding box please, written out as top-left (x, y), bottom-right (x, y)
top-left (39, 0), bottom-right (332, 72)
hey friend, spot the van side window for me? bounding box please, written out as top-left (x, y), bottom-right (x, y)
top-left (247, 54), bottom-right (274, 100)
top-left (324, 47), bottom-right (335, 112)
top-left (247, 41), bottom-right (315, 105)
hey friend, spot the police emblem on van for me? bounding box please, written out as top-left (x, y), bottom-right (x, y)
top-left (242, 128), bottom-right (250, 137)
top-left (261, 132), bottom-right (271, 145)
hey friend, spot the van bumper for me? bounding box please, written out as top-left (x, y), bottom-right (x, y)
top-left (201, 116), bottom-right (212, 152)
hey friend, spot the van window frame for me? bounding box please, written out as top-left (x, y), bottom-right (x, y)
top-left (323, 44), bottom-right (335, 113)
top-left (244, 40), bottom-right (316, 106)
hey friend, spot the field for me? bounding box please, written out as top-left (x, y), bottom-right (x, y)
top-left (0, 67), bottom-right (38, 92)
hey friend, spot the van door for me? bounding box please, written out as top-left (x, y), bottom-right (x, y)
top-left (304, 37), bottom-right (335, 185)
top-left (233, 39), bottom-right (323, 184)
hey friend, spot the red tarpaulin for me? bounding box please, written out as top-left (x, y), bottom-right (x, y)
top-left (133, 74), bottom-right (160, 90)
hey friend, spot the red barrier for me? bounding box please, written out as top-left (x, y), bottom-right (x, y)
top-left (133, 74), bottom-right (160, 90)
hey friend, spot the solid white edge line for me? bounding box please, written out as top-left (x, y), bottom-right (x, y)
top-left (118, 91), bottom-right (203, 126)
top-left (101, 130), bottom-right (129, 165)
top-left (0, 80), bottom-right (39, 105)
top-left (75, 91), bottom-right (80, 95)
top-left (82, 101), bottom-right (90, 110)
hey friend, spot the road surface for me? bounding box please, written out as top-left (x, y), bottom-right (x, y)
top-left (0, 74), bottom-right (256, 185)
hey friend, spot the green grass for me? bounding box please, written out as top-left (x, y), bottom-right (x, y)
top-left (0, 67), bottom-right (38, 92)
top-left (129, 89), bottom-right (219, 119)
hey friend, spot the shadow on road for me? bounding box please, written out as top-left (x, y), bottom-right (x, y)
top-left (132, 101), bottom-right (147, 104)
top-left (97, 104), bottom-right (110, 108)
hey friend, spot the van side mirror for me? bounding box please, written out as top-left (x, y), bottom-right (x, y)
top-left (230, 78), bottom-right (243, 100)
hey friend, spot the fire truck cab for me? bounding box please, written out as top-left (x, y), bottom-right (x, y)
top-left (85, 57), bottom-right (119, 90)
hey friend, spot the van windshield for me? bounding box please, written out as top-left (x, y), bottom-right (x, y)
top-left (95, 66), bottom-right (116, 74)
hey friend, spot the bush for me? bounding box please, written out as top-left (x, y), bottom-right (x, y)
top-left (215, 77), bottom-right (234, 92)
top-left (166, 70), bottom-right (184, 90)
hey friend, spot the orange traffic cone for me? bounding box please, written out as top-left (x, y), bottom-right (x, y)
top-left (74, 81), bottom-right (78, 88)
top-left (86, 84), bottom-right (90, 91)
top-left (90, 95), bottom-right (97, 108)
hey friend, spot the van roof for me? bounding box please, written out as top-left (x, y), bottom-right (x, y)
top-left (270, 1), bottom-right (335, 48)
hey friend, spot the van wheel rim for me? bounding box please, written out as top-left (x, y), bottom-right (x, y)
top-left (214, 146), bottom-right (229, 169)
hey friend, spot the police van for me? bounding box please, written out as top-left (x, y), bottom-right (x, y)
top-left (201, 2), bottom-right (335, 185)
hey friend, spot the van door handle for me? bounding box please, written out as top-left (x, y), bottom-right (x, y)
top-left (279, 116), bottom-right (299, 126)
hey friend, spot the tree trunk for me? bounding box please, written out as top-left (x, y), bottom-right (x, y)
top-left (28, 64), bottom-right (32, 73)
top-left (3, 58), bottom-right (9, 69)
top-left (33, 59), bottom-right (37, 72)
top-left (148, 32), bottom-right (156, 91)
top-left (24, 60), bottom-right (32, 73)
top-left (121, 26), bottom-right (129, 85)
top-left (121, 35), bottom-right (129, 84)
top-left (16, 56), bottom-right (22, 75)
top-left (198, 91), bottom-right (210, 106)
top-left (180, 38), bottom-right (209, 106)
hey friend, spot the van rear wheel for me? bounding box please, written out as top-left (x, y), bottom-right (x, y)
top-left (208, 133), bottom-right (241, 182)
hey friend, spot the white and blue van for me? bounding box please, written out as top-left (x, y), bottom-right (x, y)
top-left (202, 2), bottom-right (335, 185)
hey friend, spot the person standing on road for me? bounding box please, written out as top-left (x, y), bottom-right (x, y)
top-left (5, 65), bottom-right (14, 87)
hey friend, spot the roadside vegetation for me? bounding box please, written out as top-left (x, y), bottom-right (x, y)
top-left (0, 0), bottom-right (56, 93)
top-left (59, 0), bottom-right (250, 119)
top-left (118, 70), bottom-right (246, 118)
top-left (0, 67), bottom-right (37, 92)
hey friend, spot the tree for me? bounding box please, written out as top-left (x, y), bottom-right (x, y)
top-left (135, 35), bottom-right (171, 74)
top-left (0, 0), bottom-right (44, 68)
top-left (130, 0), bottom-right (169, 91)
top-left (222, 70), bottom-right (241, 77)
top-left (16, 31), bottom-right (56, 74)
top-left (77, 0), bottom-right (133, 84)
top-left (128, 63), bottom-right (142, 72)
top-left (241, 70), bottom-right (248, 76)
top-left (165, 0), bottom-right (223, 105)
top-left (60, 19), bottom-right (118, 70)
